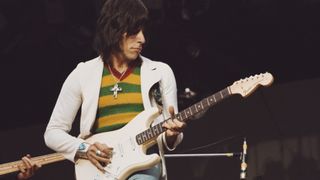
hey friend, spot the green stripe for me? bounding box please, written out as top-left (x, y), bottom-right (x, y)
top-left (95, 123), bottom-right (127, 133)
top-left (98, 103), bottom-right (144, 117)
top-left (132, 67), bottom-right (140, 75)
top-left (100, 83), bottom-right (141, 96)
top-left (103, 67), bottom-right (111, 76)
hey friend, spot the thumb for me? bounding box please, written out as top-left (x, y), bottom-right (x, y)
top-left (168, 106), bottom-right (175, 117)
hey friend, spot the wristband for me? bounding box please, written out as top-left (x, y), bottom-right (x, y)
top-left (76, 142), bottom-right (90, 159)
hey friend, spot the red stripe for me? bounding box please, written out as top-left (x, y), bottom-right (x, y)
top-left (105, 61), bottom-right (139, 80)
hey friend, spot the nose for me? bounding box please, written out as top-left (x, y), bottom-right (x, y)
top-left (137, 30), bottom-right (145, 44)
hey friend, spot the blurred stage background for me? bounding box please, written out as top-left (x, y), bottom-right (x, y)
top-left (1, 0), bottom-right (320, 179)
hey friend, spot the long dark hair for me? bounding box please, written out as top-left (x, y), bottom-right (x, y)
top-left (93, 0), bottom-right (148, 63)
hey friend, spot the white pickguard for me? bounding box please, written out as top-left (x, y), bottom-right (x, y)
top-left (75, 107), bottom-right (161, 180)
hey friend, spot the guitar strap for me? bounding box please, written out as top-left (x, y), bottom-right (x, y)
top-left (150, 82), bottom-right (162, 108)
top-left (147, 144), bottom-right (159, 155)
top-left (148, 82), bottom-right (161, 155)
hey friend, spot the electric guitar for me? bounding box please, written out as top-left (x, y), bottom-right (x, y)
top-left (0, 72), bottom-right (274, 180)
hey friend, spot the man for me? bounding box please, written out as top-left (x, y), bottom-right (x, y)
top-left (44, 0), bottom-right (185, 179)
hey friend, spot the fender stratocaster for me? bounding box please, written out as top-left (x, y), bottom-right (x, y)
top-left (75, 72), bottom-right (274, 180)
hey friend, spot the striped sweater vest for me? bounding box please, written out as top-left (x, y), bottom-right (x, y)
top-left (93, 64), bottom-right (144, 133)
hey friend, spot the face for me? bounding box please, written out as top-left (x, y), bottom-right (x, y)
top-left (118, 30), bottom-right (145, 62)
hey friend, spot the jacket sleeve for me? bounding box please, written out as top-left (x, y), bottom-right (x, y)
top-left (44, 63), bottom-right (85, 162)
top-left (158, 62), bottom-right (183, 151)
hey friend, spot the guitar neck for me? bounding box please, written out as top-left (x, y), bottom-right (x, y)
top-left (0, 153), bottom-right (65, 176)
top-left (174, 87), bottom-right (231, 123)
top-left (136, 87), bottom-right (232, 145)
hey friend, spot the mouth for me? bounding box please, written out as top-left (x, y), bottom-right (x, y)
top-left (132, 47), bottom-right (142, 53)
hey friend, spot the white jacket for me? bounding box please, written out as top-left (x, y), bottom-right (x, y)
top-left (44, 56), bottom-right (183, 179)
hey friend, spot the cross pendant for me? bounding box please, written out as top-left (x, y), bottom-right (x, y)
top-left (110, 83), bottom-right (122, 99)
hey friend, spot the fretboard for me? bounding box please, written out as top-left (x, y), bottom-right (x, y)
top-left (136, 87), bottom-right (231, 145)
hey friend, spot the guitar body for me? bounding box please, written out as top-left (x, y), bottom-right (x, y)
top-left (75, 107), bottom-right (161, 180)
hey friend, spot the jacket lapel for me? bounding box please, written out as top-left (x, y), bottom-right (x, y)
top-left (81, 58), bottom-right (104, 136)
top-left (141, 57), bottom-right (161, 110)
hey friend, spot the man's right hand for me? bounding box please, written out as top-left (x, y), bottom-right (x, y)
top-left (86, 142), bottom-right (113, 172)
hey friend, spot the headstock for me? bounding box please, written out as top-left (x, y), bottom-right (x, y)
top-left (230, 72), bottom-right (274, 97)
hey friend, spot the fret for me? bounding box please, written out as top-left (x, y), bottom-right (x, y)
top-left (175, 113), bottom-right (182, 121)
top-left (158, 122), bottom-right (164, 133)
top-left (180, 111), bottom-right (187, 120)
top-left (191, 105), bottom-right (197, 114)
top-left (222, 88), bottom-right (229, 97)
top-left (185, 108), bottom-right (193, 117)
top-left (184, 110), bottom-right (191, 119)
top-left (220, 91), bottom-right (224, 98)
top-left (206, 97), bottom-right (211, 106)
top-left (195, 102), bottom-right (203, 112)
top-left (201, 98), bottom-right (209, 109)
top-left (141, 132), bottom-right (148, 142)
top-left (214, 93), bottom-right (221, 102)
top-left (136, 134), bottom-right (143, 144)
top-left (227, 87), bottom-right (231, 95)
top-left (152, 125), bottom-right (160, 135)
top-left (147, 129), bottom-right (154, 139)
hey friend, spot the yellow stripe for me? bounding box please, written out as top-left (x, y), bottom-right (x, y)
top-left (122, 74), bottom-right (140, 84)
top-left (97, 112), bottom-right (140, 128)
top-left (101, 74), bottom-right (140, 87)
top-left (101, 75), bottom-right (117, 87)
top-left (98, 93), bottom-right (143, 108)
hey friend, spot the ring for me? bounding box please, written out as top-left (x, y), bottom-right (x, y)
top-left (96, 150), bottom-right (102, 156)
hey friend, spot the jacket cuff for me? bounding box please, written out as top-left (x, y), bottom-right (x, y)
top-left (67, 138), bottom-right (86, 163)
top-left (162, 133), bottom-right (183, 151)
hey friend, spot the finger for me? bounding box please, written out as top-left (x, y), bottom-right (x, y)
top-left (95, 143), bottom-right (113, 155)
top-left (162, 120), bottom-right (178, 131)
top-left (90, 146), bottom-right (109, 159)
top-left (88, 150), bottom-right (111, 164)
top-left (100, 150), bottom-right (113, 159)
top-left (166, 119), bottom-right (176, 129)
top-left (95, 155), bottom-right (112, 165)
top-left (18, 164), bottom-right (25, 173)
top-left (35, 162), bottom-right (42, 170)
top-left (164, 119), bottom-right (183, 136)
top-left (91, 150), bottom-right (112, 163)
top-left (22, 157), bottom-right (32, 169)
top-left (165, 129), bottom-right (180, 137)
top-left (162, 121), bottom-right (171, 130)
top-left (88, 144), bottom-right (99, 156)
top-left (88, 156), bottom-right (106, 173)
top-left (172, 119), bottom-right (187, 130)
top-left (23, 157), bottom-right (35, 176)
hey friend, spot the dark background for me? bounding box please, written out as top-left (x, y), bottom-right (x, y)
top-left (0, 0), bottom-right (320, 179)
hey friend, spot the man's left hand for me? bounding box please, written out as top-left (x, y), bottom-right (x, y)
top-left (162, 106), bottom-right (186, 148)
